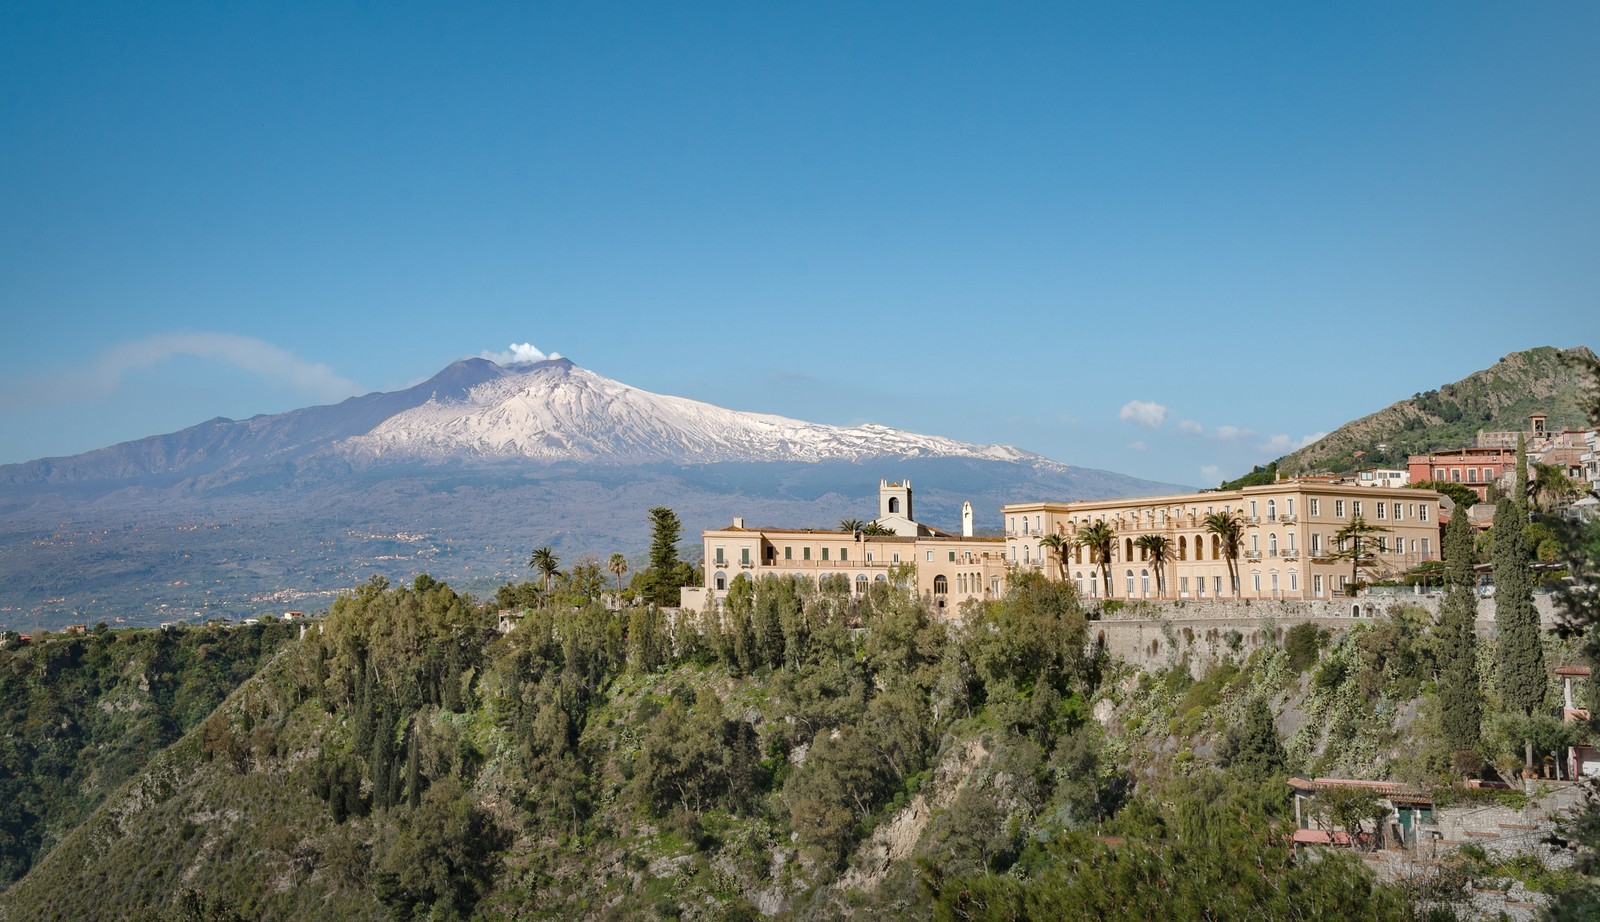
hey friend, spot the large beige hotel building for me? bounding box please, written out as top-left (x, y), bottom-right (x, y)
top-left (683, 478), bottom-right (1446, 611)
top-left (680, 480), bottom-right (1009, 617)
top-left (1002, 481), bottom-right (1444, 601)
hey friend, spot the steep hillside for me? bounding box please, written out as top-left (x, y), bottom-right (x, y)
top-left (5, 575), bottom-right (1547, 921)
top-left (1278, 345), bottom-right (1594, 474)
top-left (0, 623), bottom-right (296, 889)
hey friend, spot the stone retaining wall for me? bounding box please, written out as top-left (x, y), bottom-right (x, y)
top-left (1091, 594), bottom-right (1561, 673)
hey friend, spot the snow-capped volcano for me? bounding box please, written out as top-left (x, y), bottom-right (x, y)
top-left (339, 358), bottom-right (1058, 468)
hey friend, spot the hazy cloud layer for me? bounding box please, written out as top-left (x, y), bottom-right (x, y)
top-left (1177, 419), bottom-right (1204, 435)
top-left (12, 332), bottom-right (361, 406)
top-left (1119, 400), bottom-right (1168, 428)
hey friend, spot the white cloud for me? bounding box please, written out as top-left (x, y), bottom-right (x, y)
top-left (479, 342), bottom-right (562, 365)
top-left (29, 332), bottom-right (361, 405)
top-left (1127, 440), bottom-right (1147, 451)
top-left (1214, 425), bottom-right (1254, 441)
top-left (1261, 431), bottom-right (1329, 454)
top-left (1200, 465), bottom-right (1221, 482)
top-left (1118, 400), bottom-right (1168, 429)
top-left (1178, 419), bottom-right (1203, 435)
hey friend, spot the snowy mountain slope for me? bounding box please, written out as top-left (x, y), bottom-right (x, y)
top-left (339, 358), bottom-right (1058, 468)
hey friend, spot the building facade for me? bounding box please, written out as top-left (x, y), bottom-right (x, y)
top-left (1002, 481), bottom-right (1444, 601)
top-left (680, 480), bottom-right (1008, 617)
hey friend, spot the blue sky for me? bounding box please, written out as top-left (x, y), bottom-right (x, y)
top-left (2, 2), bottom-right (1596, 485)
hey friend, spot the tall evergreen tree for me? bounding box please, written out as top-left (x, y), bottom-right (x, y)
top-left (644, 506), bottom-right (687, 607)
top-left (1222, 695), bottom-right (1288, 782)
top-left (1437, 506), bottom-right (1483, 753)
top-left (1494, 440), bottom-right (1546, 727)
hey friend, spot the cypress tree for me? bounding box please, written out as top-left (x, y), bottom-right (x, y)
top-left (405, 719), bottom-right (423, 809)
top-left (1493, 442), bottom-right (1546, 722)
top-left (1224, 696), bottom-right (1288, 782)
top-left (1437, 508), bottom-right (1482, 752)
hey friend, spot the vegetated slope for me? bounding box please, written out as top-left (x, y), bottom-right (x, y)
top-left (1, 577), bottom-right (1423, 921)
top-left (0, 622), bottom-right (296, 889)
top-left (1278, 345), bottom-right (1594, 475)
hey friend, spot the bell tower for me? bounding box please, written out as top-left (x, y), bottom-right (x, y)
top-left (879, 479), bottom-right (913, 522)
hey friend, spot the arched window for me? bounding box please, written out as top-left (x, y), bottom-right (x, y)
top-left (715, 571), bottom-right (728, 591)
top-left (888, 497), bottom-right (899, 514)
top-left (1269, 533), bottom-right (1278, 555)
top-left (1212, 535), bottom-right (1221, 559)
top-left (1125, 569), bottom-right (1135, 596)
top-left (856, 574), bottom-right (868, 594)
top-left (1178, 535), bottom-right (1187, 560)
top-left (1124, 538), bottom-right (1134, 562)
top-left (934, 575), bottom-right (948, 595)
top-left (1089, 576), bottom-right (1098, 598)
top-left (875, 573), bottom-right (888, 582)
top-left (1141, 569), bottom-right (1150, 595)
top-left (1252, 571), bottom-right (1262, 592)
top-left (1075, 573), bottom-right (1084, 594)
top-left (1023, 545), bottom-right (1030, 563)
top-left (1267, 500), bottom-right (1277, 521)
top-left (1074, 545), bottom-right (1083, 564)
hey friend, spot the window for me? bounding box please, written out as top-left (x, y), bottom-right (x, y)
top-left (1309, 498), bottom-right (1320, 516)
top-left (1035, 515), bottom-right (1041, 533)
top-left (784, 546), bottom-right (792, 560)
top-left (1339, 575), bottom-right (1348, 589)
top-left (1021, 518), bottom-right (1029, 534)
top-left (840, 547), bottom-right (848, 561)
top-left (1179, 576), bottom-right (1189, 595)
top-left (1141, 570), bottom-right (1150, 595)
top-left (1126, 570), bottom-right (1135, 596)
top-left (715, 571), bottom-right (727, 591)
top-left (1392, 502), bottom-right (1401, 520)
top-left (1287, 498), bottom-right (1295, 517)
top-left (1270, 571), bottom-right (1279, 593)
top-left (1335, 500), bottom-right (1345, 517)
top-left (1311, 533), bottom-right (1321, 553)
top-left (1421, 538), bottom-right (1432, 559)
top-left (1178, 536), bottom-right (1188, 560)
top-left (1269, 533), bottom-right (1278, 555)
top-left (715, 547), bottom-right (725, 565)
top-left (866, 551), bottom-right (874, 562)
top-left (1314, 574), bottom-right (1323, 596)
top-left (889, 497), bottom-right (900, 514)
top-left (803, 547), bottom-right (811, 561)
top-left (1450, 469), bottom-right (1461, 483)
top-left (821, 547), bottom-right (829, 561)
top-left (1352, 501), bottom-right (1362, 517)
top-left (1214, 576), bottom-right (1223, 596)
top-left (1376, 502), bottom-right (1385, 520)
top-left (948, 551), bottom-right (956, 562)
top-left (1267, 500), bottom-right (1276, 521)
top-left (892, 552), bottom-right (900, 564)
top-left (856, 574), bottom-right (868, 593)
top-left (1253, 571), bottom-right (1261, 592)
top-left (927, 550), bottom-right (934, 562)
top-left (1288, 532), bottom-right (1296, 552)
top-left (1023, 546), bottom-right (1030, 563)
top-left (1419, 505), bottom-right (1429, 522)
top-left (1250, 534), bottom-right (1259, 553)
top-left (741, 547), bottom-right (750, 565)
top-left (1289, 570), bottom-right (1298, 591)
top-left (1250, 501), bottom-right (1258, 519)
top-left (1467, 468), bottom-right (1478, 483)
top-left (1377, 538), bottom-right (1387, 553)
top-left (934, 575), bottom-right (947, 595)
top-left (1008, 517), bottom-right (1015, 533)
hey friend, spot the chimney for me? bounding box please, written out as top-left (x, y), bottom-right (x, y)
top-left (732, 517), bottom-right (744, 529)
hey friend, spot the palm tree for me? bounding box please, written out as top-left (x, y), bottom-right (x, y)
top-left (1530, 462), bottom-right (1580, 512)
top-left (1134, 534), bottom-right (1173, 597)
top-left (1037, 533), bottom-right (1070, 581)
top-left (528, 545), bottom-right (560, 595)
top-left (839, 518), bottom-right (865, 535)
top-left (1202, 511), bottom-right (1245, 597)
top-left (861, 521), bottom-right (897, 537)
top-left (1075, 520), bottom-right (1117, 598)
top-left (607, 553), bottom-right (629, 597)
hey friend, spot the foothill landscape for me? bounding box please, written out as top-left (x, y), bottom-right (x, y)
top-left (4, 5), bottom-right (1599, 920)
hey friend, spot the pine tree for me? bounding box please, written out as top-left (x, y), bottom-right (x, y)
top-left (1494, 440), bottom-right (1546, 725)
top-left (1437, 507), bottom-right (1483, 753)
